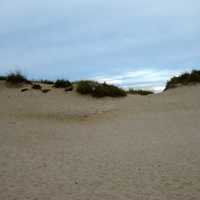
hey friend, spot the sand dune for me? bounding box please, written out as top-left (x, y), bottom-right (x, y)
top-left (0, 82), bottom-right (200, 200)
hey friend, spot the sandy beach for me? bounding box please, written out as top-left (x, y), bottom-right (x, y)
top-left (0, 82), bottom-right (200, 200)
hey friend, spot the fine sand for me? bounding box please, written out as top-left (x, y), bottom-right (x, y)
top-left (0, 82), bottom-right (200, 200)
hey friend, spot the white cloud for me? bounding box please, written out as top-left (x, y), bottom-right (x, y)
top-left (91, 68), bottom-right (190, 92)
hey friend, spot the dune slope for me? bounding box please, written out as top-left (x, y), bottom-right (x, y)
top-left (0, 82), bottom-right (200, 200)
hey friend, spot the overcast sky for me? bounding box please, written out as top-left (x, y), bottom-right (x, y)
top-left (0, 0), bottom-right (200, 91)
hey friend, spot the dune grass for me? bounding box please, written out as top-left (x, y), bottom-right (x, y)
top-left (32, 84), bottom-right (42, 90)
top-left (21, 88), bottom-right (29, 92)
top-left (42, 89), bottom-right (51, 93)
top-left (128, 88), bottom-right (154, 95)
top-left (0, 75), bottom-right (7, 80)
top-left (76, 80), bottom-right (127, 97)
top-left (5, 70), bottom-right (200, 95)
top-left (6, 72), bottom-right (31, 85)
top-left (40, 80), bottom-right (55, 85)
top-left (54, 79), bottom-right (73, 89)
top-left (165, 70), bottom-right (200, 90)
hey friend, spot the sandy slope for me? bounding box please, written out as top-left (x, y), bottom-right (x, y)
top-left (0, 82), bottom-right (200, 200)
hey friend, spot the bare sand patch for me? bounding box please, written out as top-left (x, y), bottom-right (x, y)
top-left (1, 82), bottom-right (200, 200)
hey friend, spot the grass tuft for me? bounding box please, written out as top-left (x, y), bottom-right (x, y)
top-left (32, 84), bottom-right (42, 90)
top-left (54, 79), bottom-right (73, 88)
top-left (21, 88), bottom-right (29, 92)
top-left (128, 89), bottom-right (154, 95)
top-left (42, 89), bottom-right (51, 93)
top-left (40, 80), bottom-right (55, 85)
top-left (6, 71), bottom-right (30, 85)
top-left (165, 70), bottom-right (200, 90)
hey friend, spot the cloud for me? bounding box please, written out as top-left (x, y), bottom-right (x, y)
top-left (91, 68), bottom-right (191, 92)
top-left (0, 0), bottom-right (200, 88)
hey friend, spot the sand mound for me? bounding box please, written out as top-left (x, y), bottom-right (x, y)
top-left (0, 82), bottom-right (200, 200)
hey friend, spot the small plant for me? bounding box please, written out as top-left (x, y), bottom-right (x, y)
top-left (42, 89), bottom-right (51, 93)
top-left (65, 86), bottom-right (73, 92)
top-left (165, 70), bottom-right (200, 90)
top-left (32, 84), bottom-right (42, 90)
top-left (54, 79), bottom-right (73, 88)
top-left (6, 71), bottom-right (30, 85)
top-left (128, 88), bottom-right (154, 95)
top-left (21, 88), bottom-right (29, 92)
top-left (76, 80), bottom-right (127, 97)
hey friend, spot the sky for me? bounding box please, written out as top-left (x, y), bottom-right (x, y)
top-left (0, 0), bottom-right (200, 91)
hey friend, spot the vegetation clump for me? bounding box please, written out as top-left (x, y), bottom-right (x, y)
top-left (32, 84), bottom-right (42, 90)
top-left (6, 72), bottom-right (30, 85)
top-left (54, 79), bottom-right (73, 89)
top-left (65, 86), bottom-right (73, 92)
top-left (165, 70), bottom-right (200, 90)
top-left (42, 89), bottom-right (51, 93)
top-left (0, 75), bottom-right (7, 80)
top-left (76, 80), bottom-right (127, 97)
top-left (21, 88), bottom-right (29, 92)
top-left (40, 80), bottom-right (55, 85)
top-left (128, 88), bottom-right (154, 95)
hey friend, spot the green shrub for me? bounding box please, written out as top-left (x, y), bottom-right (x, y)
top-left (165, 70), bottom-right (200, 90)
top-left (42, 89), bottom-right (51, 93)
top-left (128, 88), bottom-right (154, 95)
top-left (54, 79), bottom-right (73, 88)
top-left (6, 72), bottom-right (30, 85)
top-left (189, 70), bottom-right (200, 82)
top-left (21, 88), bottom-right (29, 92)
top-left (76, 80), bottom-right (127, 97)
top-left (32, 84), bottom-right (42, 90)
top-left (76, 80), bottom-right (95, 95)
top-left (65, 86), bottom-right (73, 92)
top-left (0, 75), bottom-right (7, 80)
top-left (40, 80), bottom-right (55, 85)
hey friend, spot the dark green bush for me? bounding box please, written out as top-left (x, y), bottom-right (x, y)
top-left (165, 70), bottom-right (200, 90)
top-left (65, 86), bottom-right (73, 92)
top-left (54, 79), bottom-right (73, 88)
top-left (0, 75), bottom-right (7, 80)
top-left (40, 80), bottom-right (55, 85)
top-left (21, 88), bottom-right (29, 92)
top-left (128, 88), bottom-right (154, 95)
top-left (76, 80), bottom-right (96, 95)
top-left (42, 89), bottom-right (51, 93)
top-left (76, 80), bottom-right (127, 97)
top-left (6, 72), bottom-right (30, 85)
top-left (32, 84), bottom-right (42, 90)
top-left (189, 70), bottom-right (200, 82)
